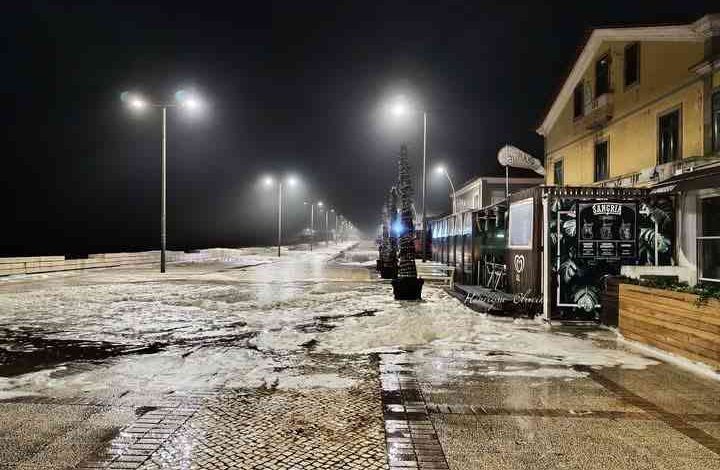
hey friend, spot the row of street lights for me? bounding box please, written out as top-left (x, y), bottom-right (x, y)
top-left (122, 88), bottom-right (440, 271)
top-left (261, 177), bottom-right (347, 257)
top-left (122, 90), bottom-right (351, 268)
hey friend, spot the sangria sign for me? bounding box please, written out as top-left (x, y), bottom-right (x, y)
top-left (577, 201), bottom-right (638, 259)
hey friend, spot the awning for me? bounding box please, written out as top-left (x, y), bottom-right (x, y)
top-left (649, 164), bottom-right (720, 195)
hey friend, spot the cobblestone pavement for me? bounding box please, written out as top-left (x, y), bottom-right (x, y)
top-left (72, 355), bottom-right (388, 470)
top-left (396, 333), bottom-right (720, 470)
top-left (138, 380), bottom-right (386, 469)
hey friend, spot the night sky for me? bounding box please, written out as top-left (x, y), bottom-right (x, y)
top-left (2, 1), bottom-right (716, 256)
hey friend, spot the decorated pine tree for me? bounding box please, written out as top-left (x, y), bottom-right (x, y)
top-left (380, 189), bottom-right (398, 277)
top-left (388, 186), bottom-right (399, 261)
top-left (396, 144), bottom-right (417, 279)
top-left (379, 203), bottom-right (389, 263)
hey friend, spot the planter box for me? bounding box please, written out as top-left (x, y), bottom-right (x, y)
top-left (380, 266), bottom-right (397, 280)
top-left (618, 283), bottom-right (720, 370)
top-left (600, 277), bottom-right (620, 327)
top-left (392, 277), bottom-right (424, 300)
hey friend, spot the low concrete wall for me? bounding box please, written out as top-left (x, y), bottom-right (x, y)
top-left (619, 283), bottom-right (720, 369)
top-left (0, 250), bottom-right (210, 276)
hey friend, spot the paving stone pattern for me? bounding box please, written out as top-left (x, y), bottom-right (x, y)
top-left (379, 354), bottom-right (450, 470)
top-left (71, 355), bottom-right (388, 469)
top-left (136, 383), bottom-right (387, 470)
top-left (76, 404), bottom-right (202, 469)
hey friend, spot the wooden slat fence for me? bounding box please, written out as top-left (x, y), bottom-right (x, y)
top-left (619, 283), bottom-right (720, 369)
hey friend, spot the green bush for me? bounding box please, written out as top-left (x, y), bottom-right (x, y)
top-left (618, 276), bottom-right (720, 306)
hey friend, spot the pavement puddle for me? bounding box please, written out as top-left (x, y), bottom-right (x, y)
top-left (0, 327), bottom-right (163, 377)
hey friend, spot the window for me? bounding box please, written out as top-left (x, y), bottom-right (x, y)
top-left (573, 82), bottom-right (584, 118)
top-left (508, 198), bottom-right (534, 249)
top-left (490, 189), bottom-right (505, 205)
top-left (553, 159), bottom-right (564, 186)
top-left (702, 197), bottom-right (720, 237)
top-left (595, 54), bottom-right (610, 97)
top-left (624, 43), bottom-right (639, 88)
top-left (594, 140), bottom-right (609, 182)
top-left (699, 196), bottom-right (720, 283)
top-left (713, 91), bottom-right (720, 154)
top-left (658, 109), bottom-right (681, 164)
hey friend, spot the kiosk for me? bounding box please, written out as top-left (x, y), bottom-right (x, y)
top-left (429, 185), bottom-right (675, 321)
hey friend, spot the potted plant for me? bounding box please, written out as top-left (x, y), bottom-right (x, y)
top-left (391, 145), bottom-right (424, 300)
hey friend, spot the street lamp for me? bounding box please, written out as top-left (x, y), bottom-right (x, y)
top-left (331, 209), bottom-right (338, 244)
top-left (122, 89), bottom-right (205, 273)
top-left (304, 201), bottom-right (323, 251)
top-left (262, 175), bottom-right (298, 257)
top-left (324, 208), bottom-right (332, 245)
top-left (387, 95), bottom-right (429, 262)
top-left (435, 166), bottom-right (457, 214)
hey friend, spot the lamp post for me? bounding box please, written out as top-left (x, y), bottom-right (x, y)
top-left (333, 210), bottom-right (339, 244)
top-left (263, 175), bottom-right (298, 257)
top-left (325, 209), bottom-right (331, 246)
top-left (435, 166), bottom-right (456, 214)
top-left (317, 201), bottom-right (324, 247)
top-left (121, 90), bottom-right (204, 273)
top-left (304, 201), bottom-right (323, 251)
top-left (303, 202), bottom-right (314, 251)
top-left (388, 97), bottom-right (428, 262)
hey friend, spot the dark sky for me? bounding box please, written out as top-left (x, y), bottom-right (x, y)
top-left (2, 1), bottom-right (716, 255)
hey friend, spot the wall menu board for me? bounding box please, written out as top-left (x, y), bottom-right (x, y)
top-left (577, 201), bottom-right (638, 259)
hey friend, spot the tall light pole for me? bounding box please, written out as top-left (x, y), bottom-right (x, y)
top-left (304, 201), bottom-right (323, 251)
top-left (122, 90), bottom-right (204, 273)
top-left (304, 202), bottom-right (314, 251)
top-left (435, 166), bottom-right (456, 214)
top-left (317, 202), bottom-right (325, 247)
top-left (325, 208), bottom-right (331, 245)
top-left (333, 210), bottom-right (339, 244)
top-left (389, 97), bottom-right (428, 261)
top-left (263, 175), bottom-right (298, 257)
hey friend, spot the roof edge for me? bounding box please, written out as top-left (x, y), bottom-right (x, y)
top-left (536, 15), bottom-right (717, 137)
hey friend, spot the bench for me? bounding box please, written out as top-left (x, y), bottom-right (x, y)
top-left (415, 261), bottom-right (456, 288)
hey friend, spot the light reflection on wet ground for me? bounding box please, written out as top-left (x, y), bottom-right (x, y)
top-left (0, 241), bottom-right (719, 469)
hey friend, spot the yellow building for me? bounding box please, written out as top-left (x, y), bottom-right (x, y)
top-left (537, 14), bottom-right (720, 285)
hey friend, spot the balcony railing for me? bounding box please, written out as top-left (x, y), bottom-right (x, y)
top-left (580, 92), bottom-right (613, 130)
top-left (598, 172), bottom-right (641, 188)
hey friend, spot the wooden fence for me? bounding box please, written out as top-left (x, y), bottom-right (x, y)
top-left (619, 283), bottom-right (720, 369)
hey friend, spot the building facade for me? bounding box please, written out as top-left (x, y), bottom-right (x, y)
top-left (452, 176), bottom-right (542, 213)
top-left (537, 14), bottom-right (720, 285)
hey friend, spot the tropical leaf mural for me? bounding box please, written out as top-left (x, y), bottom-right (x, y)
top-left (562, 219), bottom-right (576, 237)
top-left (638, 227), bottom-right (671, 265)
top-left (573, 286), bottom-right (600, 312)
top-left (641, 197), bottom-right (673, 229)
top-left (639, 196), bottom-right (675, 266)
top-left (548, 195), bottom-right (675, 320)
top-left (559, 259), bottom-right (579, 283)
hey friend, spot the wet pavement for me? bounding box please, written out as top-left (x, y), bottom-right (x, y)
top-left (1, 242), bottom-right (719, 469)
